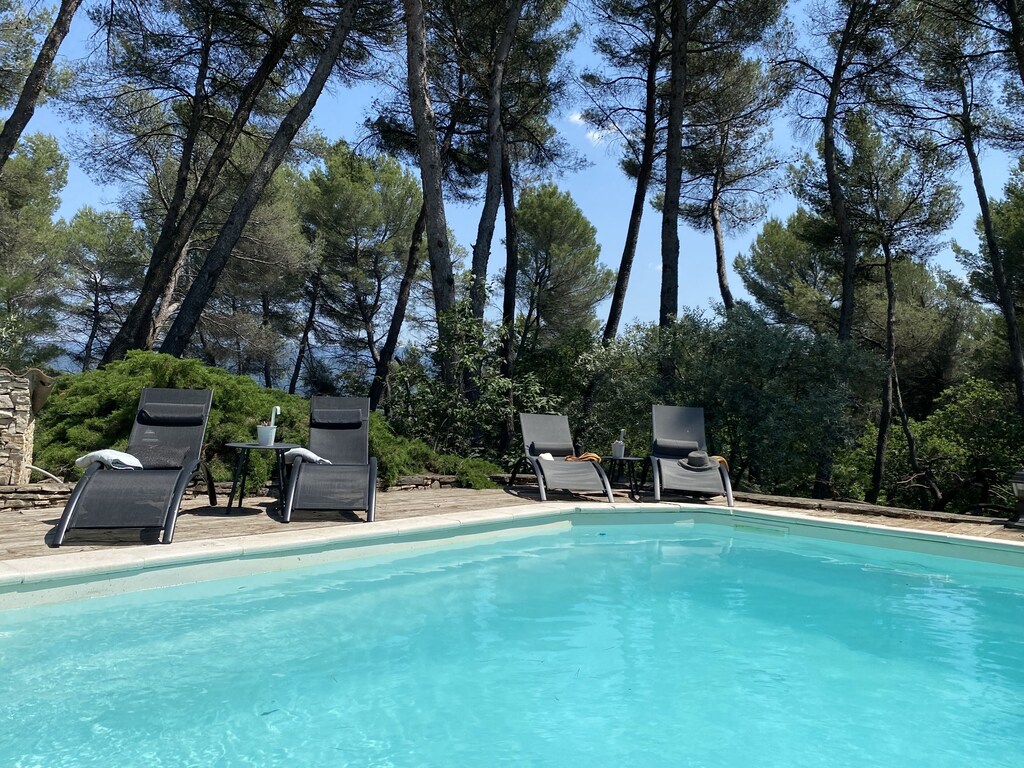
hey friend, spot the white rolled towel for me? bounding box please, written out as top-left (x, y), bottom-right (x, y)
top-left (283, 447), bottom-right (332, 465)
top-left (537, 452), bottom-right (554, 461)
top-left (75, 449), bottom-right (143, 470)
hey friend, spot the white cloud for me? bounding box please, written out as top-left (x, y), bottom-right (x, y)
top-left (566, 111), bottom-right (611, 145)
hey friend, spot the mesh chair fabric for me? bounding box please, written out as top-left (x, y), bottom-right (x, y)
top-left (72, 470), bottom-right (182, 528)
top-left (293, 463), bottom-right (370, 510)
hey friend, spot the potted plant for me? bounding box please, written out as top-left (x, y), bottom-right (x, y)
top-left (257, 406), bottom-right (281, 446)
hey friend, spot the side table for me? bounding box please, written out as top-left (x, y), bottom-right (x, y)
top-left (601, 456), bottom-right (648, 498)
top-left (225, 442), bottom-right (300, 512)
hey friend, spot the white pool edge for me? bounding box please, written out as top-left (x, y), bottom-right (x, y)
top-left (2, 502), bottom-right (1022, 610)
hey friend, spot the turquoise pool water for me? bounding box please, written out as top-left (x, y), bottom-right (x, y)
top-left (1, 520), bottom-right (1022, 767)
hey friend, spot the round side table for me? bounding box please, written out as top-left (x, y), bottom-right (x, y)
top-left (225, 441), bottom-right (300, 512)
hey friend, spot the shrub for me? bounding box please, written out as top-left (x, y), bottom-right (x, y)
top-left (368, 413), bottom-right (435, 486)
top-left (453, 457), bottom-right (501, 489)
top-left (35, 351), bottom-right (308, 484)
top-left (34, 351), bottom-right (503, 491)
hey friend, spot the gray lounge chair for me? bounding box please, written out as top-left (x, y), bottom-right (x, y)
top-left (519, 412), bottom-right (614, 502)
top-left (53, 388), bottom-right (216, 546)
top-left (281, 396), bottom-right (377, 523)
top-left (650, 405), bottom-right (734, 506)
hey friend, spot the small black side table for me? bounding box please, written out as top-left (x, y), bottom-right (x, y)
top-left (226, 442), bottom-right (300, 512)
top-left (601, 456), bottom-right (648, 498)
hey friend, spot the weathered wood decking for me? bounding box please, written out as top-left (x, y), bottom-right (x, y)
top-left (1, 484), bottom-right (1022, 562)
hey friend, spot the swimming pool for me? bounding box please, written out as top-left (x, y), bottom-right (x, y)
top-left (1, 512), bottom-right (1022, 766)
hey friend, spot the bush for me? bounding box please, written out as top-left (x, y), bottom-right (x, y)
top-left (34, 351), bottom-right (503, 493)
top-left (453, 457), bottom-right (501, 489)
top-left (367, 418), bottom-right (500, 488)
top-left (368, 413), bottom-right (435, 486)
top-left (836, 378), bottom-right (1024, 513)
top-left (588, 308), bottom-right (880, 498)
top-left (34, 352), bottom-right (308, 485)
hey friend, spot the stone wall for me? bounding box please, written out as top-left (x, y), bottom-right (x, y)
top-left (0, 370), bottom-right (36, 485)
top-left (0, 483), bottom-right (71, 510)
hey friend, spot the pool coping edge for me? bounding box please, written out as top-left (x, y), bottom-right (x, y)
top-left (2, 501), bottom-right (1022, 608)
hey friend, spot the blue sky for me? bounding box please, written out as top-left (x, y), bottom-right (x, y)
top-left (30, 8), bottom-right (1013, 330)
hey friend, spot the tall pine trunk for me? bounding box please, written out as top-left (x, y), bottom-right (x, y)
top-left (159, 1), bottom-right (358, 356)
top-left (370, 203), bottom-right (427, 410)
top-left (403, 0), bottom-right (456, 384)
top-left (0, 0), bottom-right (83, 174)
top-left (581, 12), bottom-right (664, 431)
top-left (710, 195), bottom-right (734, 310)
top-left (289, 269), bottom-right (322, 395)
top-left (469, 0), bottom-right (525, 321)
top-left (959, 81), bottom-right (1024, 419)
top-left (103, 19), bottom-right (214, 361)
top-left (603, 12), bottom-right (663, 343)
top-left (867, 242), bottom-right (897, 504)
top-left (999, 0), bottom-right (1024, 87)
top-left (104, 14), bottom-right (300, 362)
top-left (497, 147), bottom-right (519, 455)
top-left (659, 0), bottom-right (688, 328)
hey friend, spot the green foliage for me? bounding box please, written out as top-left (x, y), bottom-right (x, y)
top-left (190, 162), bottom-right (309, 385)
top-left (366, 411), bottom-right (502, 488)
top-left (34, 352), bottom-right (308, 485)
top-left (452, 457), bottom-right (501, 489)
top-left (58, 207), bottom-right (149, 370)
top-left (0, 0), bottom-right (50, 108)
top-left (516, 182), bottom-right (613, 346)
top-left (34, 351), bottom-right (500, 492)
top-left (0, 132), bottom-right (67, 368)
top-left (385, 295), bottom-right (558, 466)
top-left (296, 141), bottom-right (423, 382)
top-left (836, 378), bottom-right (1024, 513)
top-left (736, 209), bottom-right (840, 331)
top-left (958, 157), bottom-right (1024, 310)
top-left (589, 306), bottom-right (880, 498)
top-left (368, 413), bottom-right (435, 487)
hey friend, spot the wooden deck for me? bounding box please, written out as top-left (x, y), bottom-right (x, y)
top-left (2, 484), bottom-right (1022, 562)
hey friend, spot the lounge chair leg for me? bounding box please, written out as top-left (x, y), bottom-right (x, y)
top-left (162, 467), bottom-right (195, 544)
top-left (651, 458), bottom-right (662, 502)
top-left (281, 457), bottom-right (303, 523)
top-left (509, 456), bottom-right (528, 487)
top-left (366, 457), bottom-right (378, 522)
top-left (52, 463), bottom-right (101, 547)
top-left (720, 465), bottom-right (735, 507)
top-left (201, 461), bottom-right (217, 506)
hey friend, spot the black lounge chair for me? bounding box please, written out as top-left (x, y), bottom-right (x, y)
top-left (281, 396), bottom-right (377, 523)
top-left (649, 405), bottom-right (734, 506)
top-left (519, 412), bottom-right (614, 503)
top-left (53, 388), bottom-right (216, 546)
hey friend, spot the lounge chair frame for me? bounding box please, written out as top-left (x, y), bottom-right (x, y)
top-left (649, 405), bottom-right (734, 506)
top-left (519, 413), bottom-right (614, 503)
top-left (53, 388), bottom-right (216, 546)
top-left (281, 396), bottom-right (377, 523)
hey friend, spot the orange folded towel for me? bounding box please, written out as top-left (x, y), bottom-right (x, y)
top-left (566, 452), bottom-right (602, 463)
top-left (711, 455), bottom-right (729, 471)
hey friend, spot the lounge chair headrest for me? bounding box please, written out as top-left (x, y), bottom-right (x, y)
top-left (652, 437), bottom-right (699, 457)
top-left (311, 408), bottom-right (363, 429)
top-left (530, 441), bottom-right (573, 457)
top-left (137, 402), bottom-right (206, 427)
